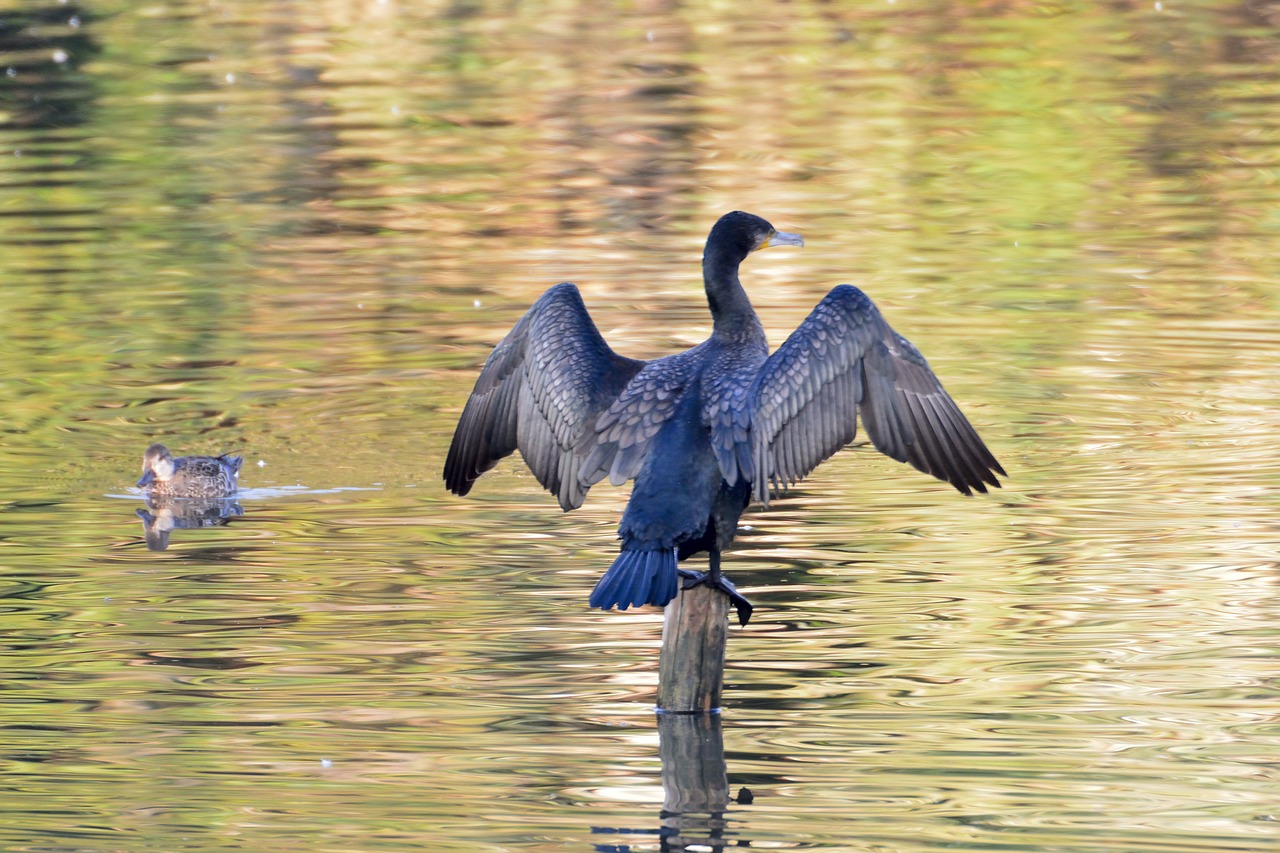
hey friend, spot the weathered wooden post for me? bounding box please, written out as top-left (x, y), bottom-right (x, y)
top-left (656, 590), bottom-right (733, 841)
top-left (656, 583), bottom-right (730, 712)
top-left (654, 583), bottom-right (738, 840)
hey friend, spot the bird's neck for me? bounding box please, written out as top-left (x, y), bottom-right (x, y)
top-left (704, 253), bottom-right (763, 341)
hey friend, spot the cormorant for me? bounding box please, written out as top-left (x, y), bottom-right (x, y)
top-left (444, 212), bottom-right (1004, 625)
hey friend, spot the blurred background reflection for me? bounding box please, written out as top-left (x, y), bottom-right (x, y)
top-left (2, 1), bottom-right (1279, 851)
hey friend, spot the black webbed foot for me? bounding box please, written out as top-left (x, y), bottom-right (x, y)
top-left (678, 569), bottom-right (753, 626)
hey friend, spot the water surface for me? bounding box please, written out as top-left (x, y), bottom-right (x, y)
top-left (2, 1), bottom-right (1280, 851)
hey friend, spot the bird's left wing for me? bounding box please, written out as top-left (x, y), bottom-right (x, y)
top-left (444, 283), bottom-right (645, 511)
top-left (578, 346), bottom-right (702, 489)
top-left (749, 285), bottom-right (1004, 505)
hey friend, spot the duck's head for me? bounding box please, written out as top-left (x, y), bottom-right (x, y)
top-left (137, 443), bottom-right (176, 487)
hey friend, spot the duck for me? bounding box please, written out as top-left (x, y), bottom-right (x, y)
top-left (136, 443), bottom-right (243, 498)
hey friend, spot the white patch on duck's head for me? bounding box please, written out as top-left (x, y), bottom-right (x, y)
top-left (138, 443), bottom-right (176, 486)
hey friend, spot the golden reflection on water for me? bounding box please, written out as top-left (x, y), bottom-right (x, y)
top-left (2, 0), bottom-right (1280, 851)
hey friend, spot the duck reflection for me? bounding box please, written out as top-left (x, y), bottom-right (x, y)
top-left (135, 496), bottom-right (243, 551)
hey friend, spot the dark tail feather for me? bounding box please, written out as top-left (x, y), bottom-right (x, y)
top-left (589, 548), bottom-right (678, 611)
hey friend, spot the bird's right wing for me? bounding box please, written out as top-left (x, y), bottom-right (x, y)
top-left (749, 285), bottom-right (1004, 504)
top-left (443, 283), bottom-right (645, 511)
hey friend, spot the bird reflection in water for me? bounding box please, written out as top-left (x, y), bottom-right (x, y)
top-left (136, 497), bottom-right (243, 551)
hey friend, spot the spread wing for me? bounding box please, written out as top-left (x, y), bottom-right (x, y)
top-left (579, 346), bottom-right (703, 488)
top-left (704, 360), bottom-right (763, 488)
top-left (749, 285), bottom-right (1005, 504)
top-left (443, 283), bottom-right (645, 510)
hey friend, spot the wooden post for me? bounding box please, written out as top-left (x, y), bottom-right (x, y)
top-left (657, 583), bottom-right (729, 712)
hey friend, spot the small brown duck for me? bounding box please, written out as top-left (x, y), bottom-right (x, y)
top-left (136, 443), bottom-right (243, 498)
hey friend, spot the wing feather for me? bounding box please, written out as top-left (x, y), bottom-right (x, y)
top-left (443, 283), bottom-right (644, 510)
top-left (580, 347), bottom-right (701, 489)
top-left (750, 285), bottom-right (1004, 504)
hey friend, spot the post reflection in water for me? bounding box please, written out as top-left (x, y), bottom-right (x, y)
top-left (657, 713), bottom-right (748, 851)
top-left (135, 497), bottom-right (244, 551)
top-left (595, 714), bottom-right (756, 852)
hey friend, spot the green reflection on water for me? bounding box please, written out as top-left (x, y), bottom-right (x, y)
top-left (2, 1), bottom-right (1280, 851)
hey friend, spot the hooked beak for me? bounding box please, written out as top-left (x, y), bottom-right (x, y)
top-left (765, 230), bottom-right (804, 249)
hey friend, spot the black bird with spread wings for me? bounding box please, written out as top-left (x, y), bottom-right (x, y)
top-left (444, 212), bottom-right (1004, 625)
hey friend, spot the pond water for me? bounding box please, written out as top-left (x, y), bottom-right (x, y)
top-left (3, 1), bottom-right (1280, 851)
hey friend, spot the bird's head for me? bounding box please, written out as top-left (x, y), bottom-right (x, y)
top-left (138, 443), bottom-right (176, 486)
top-left (706, 211), bottom-right (804, 263)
